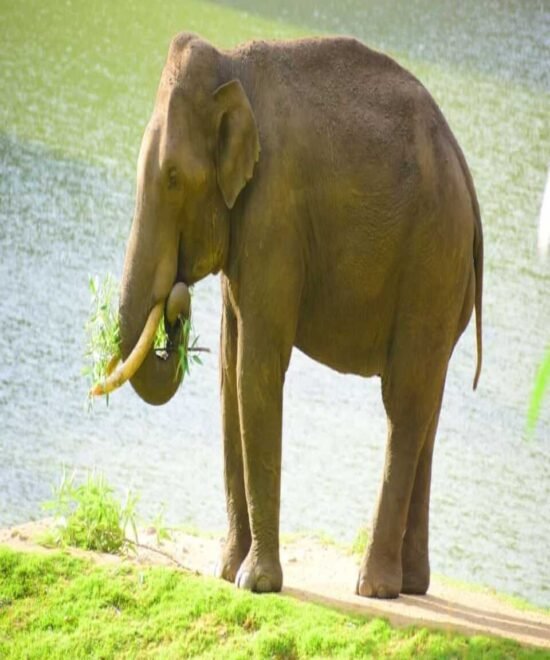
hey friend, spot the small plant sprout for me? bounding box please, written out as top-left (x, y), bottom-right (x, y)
top-left (149, 503), bottom-right (172, 546)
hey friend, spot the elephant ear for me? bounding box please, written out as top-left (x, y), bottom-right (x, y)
top-left (214, 80), bottom-right (260, 209)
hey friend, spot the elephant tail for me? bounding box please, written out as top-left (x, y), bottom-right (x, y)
top-left (472, 194), bottom-right (483, 391)
top-left (448, 126), bottom-right (483, 390)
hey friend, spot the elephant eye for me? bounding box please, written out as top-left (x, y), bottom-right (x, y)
top-left (167, 167), bottom-right (178, 190)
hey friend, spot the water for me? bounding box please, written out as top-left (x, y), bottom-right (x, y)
top-left (1, 0), bottom-right (549, 606)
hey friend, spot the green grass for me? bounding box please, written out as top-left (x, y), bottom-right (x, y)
top-left (0, 548), bottom-right (542, 659)
top-left (41, 469), bottom-right (139, 553)
top-left (3, 475), bottom-right (545, 657)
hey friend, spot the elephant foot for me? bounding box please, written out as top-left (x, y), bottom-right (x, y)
top-left (401, 574), bottom-right (430, 595)
top-left (401, 550), bottom-right (430, 595)
top-left (356, 553), bottom-right (401, 599)
top-left (215, 535), bottom-right (250, 583)
top-left (235, 548), bottom-right (283, 593)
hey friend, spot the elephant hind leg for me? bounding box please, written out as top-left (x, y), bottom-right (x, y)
top-left (357, 335), bottom-right (450, 599)
top-left (400, 392), bottom-right (443, 594)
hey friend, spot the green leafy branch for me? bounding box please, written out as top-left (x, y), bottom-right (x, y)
top-left (83, 274), bottom-right (121, 397)
top-left (83, 274), bottom-right (204, 402)
top-left (527, 345), bottom-right (550, 437)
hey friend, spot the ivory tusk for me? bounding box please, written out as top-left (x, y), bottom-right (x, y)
top-left (105, 354), bottom-right (121, 377)
top-left (90, 301), bottom-right (164, 397)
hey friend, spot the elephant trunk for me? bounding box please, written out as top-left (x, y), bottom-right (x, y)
top-left (115, 225), bottom-right (185, 405)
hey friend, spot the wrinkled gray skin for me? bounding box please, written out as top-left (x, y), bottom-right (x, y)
top-left (119, 33), bottom-right (483, 598)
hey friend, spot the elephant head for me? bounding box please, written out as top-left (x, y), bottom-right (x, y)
top-left (118, 33), bottom-right (260, 405)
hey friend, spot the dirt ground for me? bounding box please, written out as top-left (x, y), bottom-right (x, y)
top-left (1, 520), bottom-right (549, 650)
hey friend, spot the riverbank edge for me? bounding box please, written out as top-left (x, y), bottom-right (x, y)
top-left (1, 519), bottom-right (549, 651)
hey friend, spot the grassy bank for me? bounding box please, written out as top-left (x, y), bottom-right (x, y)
top-left (0, 547), bottom-right (543, 659)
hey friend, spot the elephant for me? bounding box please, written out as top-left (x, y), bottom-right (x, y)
top-left (117, 32), bottom-right (483, 598)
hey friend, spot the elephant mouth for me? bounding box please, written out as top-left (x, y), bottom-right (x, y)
top-left (153, 319), bottom-right (180, 361)
top-left (90, 281), bottom-right (191, 398)
top-left (154, 286), bottom-right (190, 360)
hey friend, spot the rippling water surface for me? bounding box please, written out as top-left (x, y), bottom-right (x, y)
top-left (1, 0), bottom-right (549, 605)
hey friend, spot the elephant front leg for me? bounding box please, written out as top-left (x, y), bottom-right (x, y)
top-left (234, 337), bottom-right (286, 593)
top-left (216, 303), bottom-right (251, 582)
